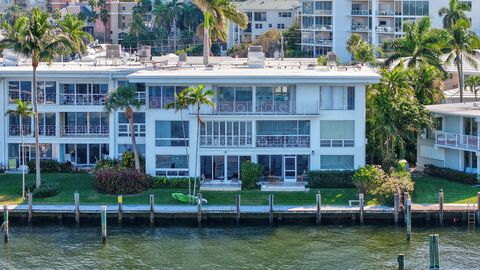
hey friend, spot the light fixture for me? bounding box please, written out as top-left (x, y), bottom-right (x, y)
top-left (311, 150), bottom-right (315, 156)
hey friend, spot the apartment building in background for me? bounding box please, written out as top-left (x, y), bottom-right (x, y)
top-left (228, 0), bottom-right (301, 48)
top-left (300, 0), bottom-right (479, 60)
top-left (0, 52), bottom-right (379, 191)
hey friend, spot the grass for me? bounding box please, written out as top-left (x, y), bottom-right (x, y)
top-left (0, 173), bottom-right (357, 205)
top-left (412, 175), bottom-right (480, 204)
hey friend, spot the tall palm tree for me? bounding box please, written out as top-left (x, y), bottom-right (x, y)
top-left (180, 85), bottom-right (215, 197)
top-left (0, 8), bottom-right (91, 187)
top-left (382, 17), bottom-right (447, 69)
top-left (99, 8), bottom-right (109, 43)
top-left (465, 75), bottom-right (480, 101)
top-left (105, 86), bottom-right (143, 171)
top-left (409, 64), bottom-right (445, 105)
top-left (192, 0), bottom-right (248, 64)
top-left (6, 100), bottom-right (33, 200)
top-left (129, 10), bottom-right (146, 49)
top-left (439, 0), bottom-right (471, 30)
top-left (443, 20), bottom-right (480, 102)
top-left (59, 14), bottom-right (94, 58)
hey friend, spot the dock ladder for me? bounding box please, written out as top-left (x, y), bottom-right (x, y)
top-left (467, 201), bottom-right (476, 228)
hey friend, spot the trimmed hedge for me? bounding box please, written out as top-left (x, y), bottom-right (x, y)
top-left (307, 170), bottom-right (355, 188)
top-left (28, 159), bottom-right (74, 173)
top-left (26, 181), bottom-right (60, 198)
top-left (93, 169), bottom-right (153, 194)
top-left (424, 164), bottom-right (478, 185)
top-left (153, 177), bottom-right (195, 189)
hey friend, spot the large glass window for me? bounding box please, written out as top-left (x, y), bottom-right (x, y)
top-left (8, 143), bottom-right (53, 167)
top-left (64, 144), bottom-right (109, 165)
top-left (155, 121), bottom-right (189, 146)
top-left (201, 155), bottom-right (250, 180)
top-left (402, 1), bottom-right (429, 16)
top-left (256, 121), bottom-right (310, 148)
top-left (36, 81), bottom-right (56, 104)
top-left (118, 144), bottom-right (146, 157)
top-left (118, 112), bottom-right (146, 137)
top-left (59, 83), bottom-right (108, 105)
top-left (148, 86), bottom-right (186, 108)
top-left (320, 155), bottom-right (354, 170)
top-left (258, 155), bottom-right (283, 177)
top-left (217, 86), bottom-right (253, 113)
top-left (254, 12), bottom-right (266, 21)
top-left (320, 121), bottom-right (355, 147)
top-left (62, 112), bottom-right (109, 136)
top-left (256, 86), bottom-right (295, 113)
top-left (302, 1), bottom-right (314, 14)
top-left (200, 121), bottom-right (252, 147)
top-left (156, 155), bottom-right (189, 176)
top-left (118, 81), bottom-right (146, 103)
top-left (8, 81), bottom-right (32, 103)
top-left (320, 86), bottom-right (355, 110)
top-left (38, 113), bottom-right (56, 136)
top-left (464, 117), bottom-right (477, 136)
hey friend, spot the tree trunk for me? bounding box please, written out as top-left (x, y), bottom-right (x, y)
top-left (193, 104), bottom-right (201, 198)
top-left (32, 64), bottom-right (41, 188)
top-left (21, 117), bottom-right (25, 200)
top-left (126, 109), bottom-right (141, 171)
top-left (202, 13), bottom-right (209, 65)
top-left (458, 55), bottom-right (464, 103)
top-left (180, 111), bottom-right (190, 196)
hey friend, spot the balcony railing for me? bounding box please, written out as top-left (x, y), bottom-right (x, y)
top-left (377, 10), bottom-right (396, 16)
top-left (198, 100), bottom-right (320, 115)
top-left (435, 131), bottom-right (480, 151)
top-left (256, 135), bottom-right (310, 148)
top-left (62, 125), bottom-right (109, 136)
top-left (118, 123), bottom-right (146, 137)
top-left (351, 10), bottom-right (369, 16)
top-left (320, 139), bottom-right (355, 147)
top-left (59, 94), bottom-right (107, 105)
top-left (351, 25), bottom-right (370, 31)
top-left (200, 135), bottom-right (253, 148)
top-left (302, 38), bottom-right (333, 45)
top-left (149, 97), bottom-right (175, 109)
top-left (9, 125), bottom-right (56, 136)
top-left (315, 10), bottom-right (332, 15)
top-left (9, 92), bottom-right (32, 103)
top-left (376, 26), bottom-right (394, 33)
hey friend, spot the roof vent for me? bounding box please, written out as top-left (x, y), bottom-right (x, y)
top-left (178, 53), bottom-right (187, 63)
top-left (106, 44), bottom-right (122, 59)
top-left (327, 52), bottom-right (337, 66)
top-left (247, 46), bottom-right (265, 68)
top-left (138, 46), bottom-right (151, 63)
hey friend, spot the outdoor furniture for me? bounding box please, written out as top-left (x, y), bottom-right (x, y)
top-left (8, 159), bottom-right (17, 170)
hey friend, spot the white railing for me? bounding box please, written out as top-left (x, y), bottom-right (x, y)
top-left (256, 135), bottom-right (310, 148)
top-left (315, 10), bottom-right (332, 15)
top-left (59, 94), bottom-right (107, 105)
top-left (351, 25), bottom-right (370, 31)
top-left (118, 123), bottom-right (146, 137)
top-left (9, 92), bottom-right (32, 103)
top-left (200, 135), bottom-right (253, 148)
top-left (377, 10), bottom-right (396, 16)
top-left (320, 139), bottom-right (355, 147)
top-left (9, 125), bottom-right (56, 136)
top-left (198, 100), bottom-right (320, 115)
top-left (149, 96), bottom-right (175, 108)
top-left (435, 131), bottom-right (480, 151)
top-left (351, 10), bottom-right (369, 16)
top-left (62, 125), bottom-right (109, 136)
top-left (136, 92), bottom-right (146, 104)
top-left (376, 26), bottom-right (394, 33)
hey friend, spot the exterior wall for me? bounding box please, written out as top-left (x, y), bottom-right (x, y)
top-left (416, 137), bottom-right (445, 169)
top-left (93, 0), bottom-right (136, 44)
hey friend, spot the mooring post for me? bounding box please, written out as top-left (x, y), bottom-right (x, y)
top-left (101, 205), bottom-right (107, 243)
top-left (197, 193), bottom-right (202, 226)
top-left (477, 192), bottom-right (480, 226)
top-left (27, 192), bottom-right (33, 223)
top-left (438, 190), bottom-right (444, 226)
top-left (269, 194), bottom-right (274, 225)
top-left (316, 192), bottom-right (322, 225)
top-left (429, 234), bottom-right (440, 270)
top-left (149, 194), bottom-right (155, 225)
top-left (397, 254), bottom-right (405, 270)
top-left (3, 205), bottom-right (8, 243)
top-left (406, 197), bottom-right (412, 241)
top-left (393, 193), bottom-right (399, 224)
top-left (235, 194), bottom-right (241, 224)
top-left (403, 191), bottom-right (409, 225)
top-left (74, 192), bottom-right (80, 224)
top-left (359, 193), bottom-right (365, 225)
top-left (117, 194), bottom-right (123, 224)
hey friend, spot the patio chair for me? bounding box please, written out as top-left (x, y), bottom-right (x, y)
top-left (8, 159), bottom-right (17, 170)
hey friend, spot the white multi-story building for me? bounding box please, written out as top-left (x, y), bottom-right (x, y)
top-left (228, 0), bottom-right (301, 48)
top-left (0, 55), bottom-right (379, 190)
top-left (300, 0), bottom-right (479, 60)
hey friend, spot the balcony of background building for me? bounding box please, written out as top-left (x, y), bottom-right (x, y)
top-left (59, 93), bottom-right (107, 106)
top-left (256, 135), bottom-right (310, 148)
top-left (61, 125), bottom-right (109, 137)
top-left (196, 100), bottom-right (320, 115)
top-left (435, 131), bottom-right (480, 151)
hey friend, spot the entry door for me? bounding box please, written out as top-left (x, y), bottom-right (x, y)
top-left (19, 144), bottom-right (32, 163)
top-left (283, 155), bottom-right (297, 182)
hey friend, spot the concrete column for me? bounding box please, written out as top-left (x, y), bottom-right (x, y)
top-left (371, 0), bottom-right (379, 46)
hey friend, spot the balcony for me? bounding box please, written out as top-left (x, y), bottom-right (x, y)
top-left (59, 94), bottom-right (107, 106)
top-left (200, 135), bottom-right (253, 148)
top-left (118, 123), bottom-right (146, 137)
top-left (376, 26), bottom-right (394, 33)
top-left (148, 97), bottom-right (174, 109)
top-left (377, 10), bottom-right (396, 16)
top-left (61, 125), bottom-right (109, 136)
top-left (435, 131), bottom-right (480, 151)
top-left (9, 125), bottom-right (56, 136)
top-left (315, 10), bottom-right (332, 15)
top-left (351, 25), bottom-right (370, 32)
top-left (256, 135), bottom-right (310, 148)
top-left (351, 10), bottom-right (370, 16)
top-left (198, 100), bottom-right (320, 115)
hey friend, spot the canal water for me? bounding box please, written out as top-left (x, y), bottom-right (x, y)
top-left (0, 224), bottom-right (479, 269)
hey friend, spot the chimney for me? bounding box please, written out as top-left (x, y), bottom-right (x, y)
top-left (247, 46), bottom-right (265, 68)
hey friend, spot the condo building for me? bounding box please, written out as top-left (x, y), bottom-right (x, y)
top-left (300, 0), bottom-right (479, 60)
top-left (0, 53), bottom-right (379, 190)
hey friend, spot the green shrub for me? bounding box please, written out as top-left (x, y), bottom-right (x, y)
top-left (26, 181), bottom-right (60, 198)
top-left (95, 157), bottom-right (119, 171)
top-left (240, 161), bottom-right (263, 190)
top-left (120, 151), bottom-right (146, 172)
top-left (93, 169), bottom-right (153, 194)
top-left (152, 176), bottom-right (196, 189)
top-left (58, 161), bottom-right (73, 172)
top-left (28, 159), bottom-right (60, 173)
top-left (424, 164), bottom-right (478, 185)
top-left (353, 165), bottom-right (385, 194)
top-left (307, 170), bottom-right (355, 188)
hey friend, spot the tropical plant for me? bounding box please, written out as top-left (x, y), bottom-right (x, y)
top-left (99, 8), bottom-right (109, 43)
top-left (192, 0), bottom-right (248, 64)
top-left (465, 75), bottom-right (480, 101)
top-left (129, 10), bottom-right (147, 49)
top-left (1, 4), bottom-right (24, 25)
top-left (105, 85), bottom-right (143, 171)
top-left (346, 34), bottom-right (376, 65)
top-left (408, 64), bottom-right (445, 105)
top-left (382, 17), bottom-right (447, 70)
top-left (0, 8), bottom-right (91, 187)
top-left (438, 0), bottom-right (472, 30)
top-left (59, 14), bottom-right (94, 57)
top-left (6, 100), bottom-right (33, 200)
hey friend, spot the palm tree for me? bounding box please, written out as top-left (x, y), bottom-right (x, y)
top-left (129, 10), bottom-right (146, 49)
top-left (439, 0), bottom-right (471, 30)
top-left (6, 100), bottom-right (33, 200)
top-left (465, 76), bottom-right (480, 101)
top-left (192, 0), bottom-right (248, 64)
top-left (443, 20), bottom-right (480, 102)
top-left (409, 64), bottom-right (445, 105)
top-left (99, 8), bottom-right (109, 43)
top-left (59, 14), bottom-right (94, 58)
top-left (180, 85), bottom-right (215, 197)
top-left (0, 8), bottom-right (91, 187)
top-left (383, 17), bottom-right (447, 70)
top-left (105, 85), bottom-right (143, 171)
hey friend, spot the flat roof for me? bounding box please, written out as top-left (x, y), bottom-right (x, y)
top-left (236, 0), bottom-right (301, 11)
top-left (427, 102), bottom-right (480, 117)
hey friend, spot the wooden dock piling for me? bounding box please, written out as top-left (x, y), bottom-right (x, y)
top-left (197, 193), bottom-right (202, 226)
top-left (438, 190), bottom-right (444, 226)
top-left (429, 234), bottom-right (440, 270)
top-left (477, 192), bottom-right (480, 226)
top-left (235, 194), bottom-right (241, 224)
top-left (406, 197), bottom-right (412, 241)
top-left (269, 194), bottom-right (274, 225)
top-left (101, 206), bottom-right (107, 243)
top-left (316, 192), bottom-right (322, 225)
top-left (117, 195), bottom-right (123, 224)
top-left (393, 193), bottom-right (399, 224)
top-left (149, 194), bottom-right (155, 224)
top-left (359, 193), bottom-right (364, 225)
top-left (397, 254), bottom-right (405, 270)
top-left (27, 192), bottom-right (33, 223)
top-left (74, 192), bottom-right (80, 224)
top-left (3, 205), bottom-right (8, 243)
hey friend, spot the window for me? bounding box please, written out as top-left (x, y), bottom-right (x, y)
top-left (258, 155), bottom-right (282, 177)
top-left (278, 12), bottom-right (292, 18)
top-left (402, 1), bottom-right (429, 16)
top-left (464, 151), bottom-right (477, 172)
top-left (268, 24), bottom-right (272, 28)
top-left (200, 121), bottom-right (253, 147)
top-left (156, 155), bottom-right (189, 176)
top-left (8, 81), bottom-right (31, 103)
top-left (256, 85), bottom-right (295, 113)
top-left (464, 117), bottom-right (477, 136)
top-left (255, 23), bottom-right (263, 29)
top-left (155, 121), bottom-right (189, 146)
top-left (36, 81), bottom-right (56, 104)
top-left (315, 1), bottom-right (333, 12)
top-left (118, 112), bottom-right (145, 137)
top-left (302, 1), bottom-right (314, 14)
top-left (8, 143), bottom-right (53, 167)
top-left (64, 144), bottom-right (109, 165)
top-left (118, 81), bottom-right (146, 103)
top-left (320, 86), bottom-right (355, 110)
top-left (38, 113), bottom-right (56, 136)
top-left (256, 120), bottom-right (310, 148)
top-left (118, 144), bottom-right (146, 157)
top-left (148, 85), bottom-right (186, 108)
top-left (254, 12), bottom-right (266, 21)
top-left (63, 112), bottom-right (109, 136)
top-left (320, 155), bottom-right (354, 170)
top-left (201, 155), bottom-right (250, 180)
top-left (277, 24), bottom-right (285, 29)
top-left (122, 6), bottom-right (126, 10)
top-left (59, 83), bottom-right (108, 105)
top-left (320, 121), bottom-right (355, 147)
top-left (217, 86), bottom-right (253, 113)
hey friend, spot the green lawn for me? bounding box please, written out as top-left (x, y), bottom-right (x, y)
top-left (412, 175), bottom-right (480, 204)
